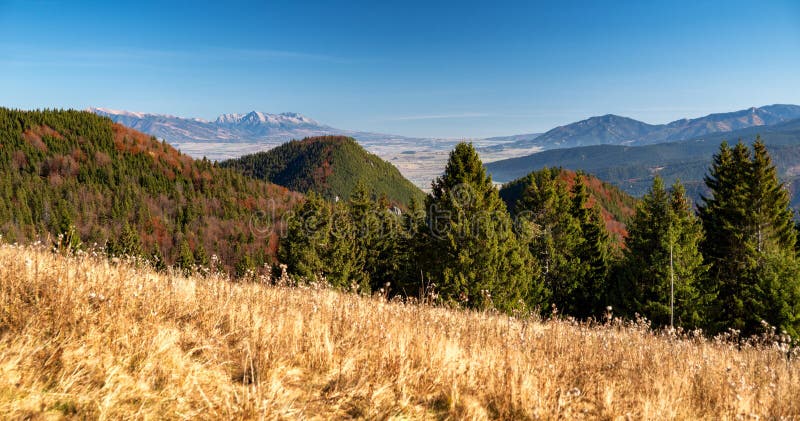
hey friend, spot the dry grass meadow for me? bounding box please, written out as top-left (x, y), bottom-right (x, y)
top-left (1, 242), bottom-right (799, 420)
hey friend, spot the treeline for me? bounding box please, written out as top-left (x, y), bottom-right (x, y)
top-left (279, 141), bottom-right (800, 338)
top-left (0, 108), bottom-right (300, 273)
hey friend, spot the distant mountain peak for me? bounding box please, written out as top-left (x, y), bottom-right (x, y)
top-left (504, 104), bottom-right (800, 150)
top-left (212, 110), bottom-right (319, 126)
top-left (89, 107), bottom-right (149, 119)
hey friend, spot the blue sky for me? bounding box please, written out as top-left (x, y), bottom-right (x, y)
top-left (1, 0), bottom-right (799, 138)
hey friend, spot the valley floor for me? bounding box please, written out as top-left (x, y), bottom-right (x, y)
top-left (0, 243), bottom-right (798, 419)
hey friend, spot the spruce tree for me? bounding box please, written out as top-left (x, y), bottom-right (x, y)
top-left (280, 192), bottom-right (368, 291)
top-left (394, 196), bottom-right (427, 297)
top-left (194, 242), bottom-right (210, 270)
top-left (422, 142), bottom-right (537, 311)
top-left (326, 203), bottom-right (369, 292)
top-left (279, 192), bottom-right (331, 282)
top-left (176, 239), bottom-right (195, 275)
top-left (569, 173), bottom-right (612, 318)
top-left (235, 253), bottom-right (256, 278)
top-left (620, 177), bottom-right (706, 328)
top-left (749, 138), bottom-right (796, 253)
top-left (348, 183), bottom-right (383, 291)
top-left (700, 139), bottom-right (800, 337)
top-left (513, 168), bottom-right (582, 313)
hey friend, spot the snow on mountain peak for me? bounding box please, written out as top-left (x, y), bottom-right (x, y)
top-left (89, 107), bottom-right (149, 119)
top-left (215, 113), bottom-right (244, 124)
top-left (214, 111), bottom-right (319, 126)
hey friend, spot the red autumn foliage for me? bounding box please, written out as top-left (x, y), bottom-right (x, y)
top-left (22, 125), bottom-right (66, 153)
top-left (557, 169), bottom-right (637, 242)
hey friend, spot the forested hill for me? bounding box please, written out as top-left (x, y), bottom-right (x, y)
top-left (0, 108), bottom-right (301, 273)
top-left (499, 168), bottom-right (637, 242)
top-left (220, 136), bottom-right (425, 206)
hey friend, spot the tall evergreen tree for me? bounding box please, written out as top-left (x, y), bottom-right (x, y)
top-left (107, 222), bottom-right (142, 258)
top-left (569, 174), bottom-right (613, 318)
top-left (325, 202), bottom-right (369, 291)
top-left (619, 177), bottom-right (706, 328)
top-left (394, 196), bottom-right (427, 297)
top-left (194, 242), bottom-right (210, 269)
top-left (749, 139), bottom-right (796, 253)
top-left (280, 192), bottom-right (369, 291)
top-left (348, 183), bottom-right (390, 291)
top-left (513, 168), bottom-right (582, 313)
top-left (422, 143), bottom-right (538, 311)
top-left (176, 239), bottom-right (195, 275)
top-left (279, 192), bottom-right (331, 282)
top-left (150, 244), bottom-right (168, 272)
top-left (700, 139), bottom-right (800, 337)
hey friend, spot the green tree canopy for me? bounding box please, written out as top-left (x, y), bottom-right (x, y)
top-left (421, 142), bottom-right (538, 311)
top-left (618, 177), bottom-right (707, 328)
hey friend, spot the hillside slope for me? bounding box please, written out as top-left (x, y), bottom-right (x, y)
top-left (499, 168), bottom-right (637, 242)
top-left (2, 243), bottom-right (799, 419)
top-left (0, 108), bottom-right (301, 272)
top-left (220, 136), bottom-right (425, 205)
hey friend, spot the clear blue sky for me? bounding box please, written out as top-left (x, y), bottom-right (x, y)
top-left (1, 0), bottom-right (799, 138)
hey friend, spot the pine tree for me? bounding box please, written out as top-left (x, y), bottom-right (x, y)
top-left (55, 224), bottom-right (82, 254)
top-left (568, 173), bottom-right (613, 318)
top-left (279, 192), bottom-right (368, 291)
top-left (279, 192), bottom-right (331, 282)
top-left (394, 196), bottom-right (427, 297)
top-left (176, 239), bottom-right (195, 275)
top-left (194, 242), bottom-right (210, 268)
top-left (348, 183), bottom-right (380, 290)
top-left (749, 138), bottom-right (796, 253)
top-left (513, 168), bottom-right (582, 313)
top-left (119, 222), bottom-right (142, 257)
top-left (619, 177), bottom-right (706, 328)
top-left (700, 139), bottom-right (800, 337)
top-left (325, 202), bottom-right (369, 292)
top-left (422, 142), bottom-right (537, 311)
top-left (235, 253), bottom-right (255, 279)
top-left (107, 223), bottom-right (142, 258)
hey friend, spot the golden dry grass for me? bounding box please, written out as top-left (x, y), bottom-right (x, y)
top-left (1, 243), bottom-right (799, 420)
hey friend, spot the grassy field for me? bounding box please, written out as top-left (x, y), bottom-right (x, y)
top-left (1, 243), bottom-right (798, 419)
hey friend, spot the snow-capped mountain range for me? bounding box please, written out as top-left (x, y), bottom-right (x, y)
top-left (89, 108), bottom-right (341, 143)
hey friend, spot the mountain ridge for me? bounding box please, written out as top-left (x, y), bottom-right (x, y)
top-left (485, 116), bottom-right (800, 210)
top-left (502, 104), bottom-right (800, 150)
